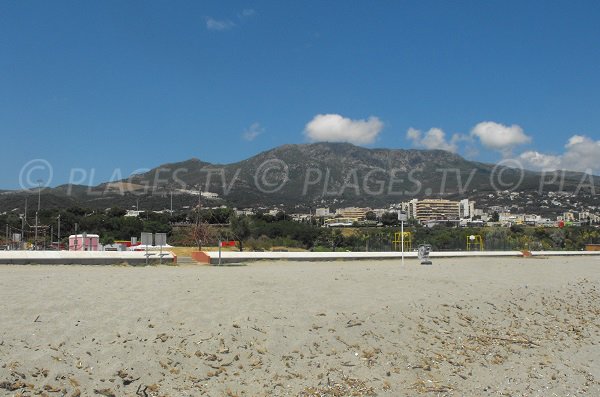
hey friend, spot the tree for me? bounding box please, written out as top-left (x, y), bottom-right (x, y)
top-left (331, 229), bottom-right (344, 251)
top-left (107, 207), bottom-right (127, 217)
top-left (199, 208), bottom-right (233, 224)
top-left (230, 215), bottom-right (251, 251)
top-left (100, 235), bottom-right (115, 245)
top-left (190, 220), bottom-right (215, 250)
top-left (365, 211), bottom-right (377, 221)
top-left (510, 224), bottom-right (524, 234)
top-left (274, 211), bottom-right (286, 222)
top-left (490, 211), bottom-right (500, 222)
top-left (191, 206), bottom-right (215, 250)
top-left (381, 212), bottom-right (399, 226)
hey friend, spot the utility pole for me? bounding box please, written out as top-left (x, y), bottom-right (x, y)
top-left (401, 218), bottom-right (404, 266)
top-left (20, 216), bottom-right (24, 250)
top-left (57, 214), bottom-right (61, 250)
top-left (23, 198), bottom-right (27, 249)
top-left (197, 184), bottom-right (202, 213)
top-left (34, 212), bottom-right (38, 250)
top-left (34, 180), bottom-right (42, 250)
top-left (5, 224), bottom-right (8, 250)
top-left (399, 211), bottom-right (407, 265)
top-left (37, 180), bottom-right (42, 211)
top-left (170, 190), bottom-right (173, 213)
top-left (194, 185), bottom-right (202, 235)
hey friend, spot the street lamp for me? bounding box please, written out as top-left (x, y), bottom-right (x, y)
top-left (57, 214), bottom-right (61, 251)
top-left (34, 179), bottom-right (42, 250)
top-left (37, 179), bottom-right (42, 211)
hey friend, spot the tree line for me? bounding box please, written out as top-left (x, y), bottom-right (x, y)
top-left (2, 206), bottom-right (598, 251)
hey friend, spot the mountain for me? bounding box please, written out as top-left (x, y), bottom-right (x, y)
top-left (1, 142), bottom-right (599, 213)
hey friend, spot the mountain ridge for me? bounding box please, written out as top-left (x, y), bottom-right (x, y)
top-left (1, 142), bottom-right (598, 212)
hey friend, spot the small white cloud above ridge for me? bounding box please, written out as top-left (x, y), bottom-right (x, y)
top-left (206, 17), bottom-right (235, 31)
top-left (471, 121), bottom-right (532, 155)
top-left (240, 9), bottom-right (257, 18)
top-left (304, 114), bottom-right (383, 145)
top-left (243, 122), bottom-right (264, 141)
top-left (518, 134), bottom-right (600, 174)
top-left (406, 127), bottom-right (465, 153)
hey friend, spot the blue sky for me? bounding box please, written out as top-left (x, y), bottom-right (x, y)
top-left (1, 0), bottom-right (600, 189)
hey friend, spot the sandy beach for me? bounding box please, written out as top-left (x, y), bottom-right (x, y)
top-left (1, 257), bottom-right (599, 396)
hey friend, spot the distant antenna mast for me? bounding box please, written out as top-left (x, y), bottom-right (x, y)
top-left (22, 198), bottom-right (28, 246)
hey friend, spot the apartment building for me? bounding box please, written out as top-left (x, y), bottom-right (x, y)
top-left (405, 199), bottom-right (460, 221)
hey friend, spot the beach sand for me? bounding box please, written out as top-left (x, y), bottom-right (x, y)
top-left (0, 256), bottom-right (599, 396)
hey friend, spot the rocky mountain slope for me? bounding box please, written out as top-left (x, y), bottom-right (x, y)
top-left (1, 143), bottom-right (598, 212)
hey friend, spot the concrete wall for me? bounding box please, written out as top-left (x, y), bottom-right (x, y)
top-left (0, 251), bottom-right (175, 265)
top-left (193, 250), bottom-right (534, 265)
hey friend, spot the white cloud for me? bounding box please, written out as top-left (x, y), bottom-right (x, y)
top-left (406, 127), bottom-right (458, 152)
top-left (463, 145), bottom-right (480, 159)
top-left (566, 135), bottom-right (585, 147)
top-left (205, 17), bottom-right (235, 31)
top-left (518, 135), bottom-right (600, 174)
top-left (243, 122), bottom-right (264, 141)
top-left (407, 128), bottom-right (474, 153)
top-left (240, 9), bottom-right (257, 18)
top-left (304, 114), bottom-right (383, 145)
top-left (471, 121), bottom-right (532, 155)
top-left (518, 151), bottom-right (562, 170)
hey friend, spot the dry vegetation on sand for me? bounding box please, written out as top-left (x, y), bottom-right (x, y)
top-left (0, 257), bottom-right (599, 396)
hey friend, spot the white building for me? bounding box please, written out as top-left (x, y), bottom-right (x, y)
top-left (404, 199), bottom-right (419, 219)
top-left (175, 189), bottom-right (219, 199)
top-left (125, 210), bottom-right (144, 217)
top-left (234, 209), bottom-right (255, 216)
top-left (459, 199), bottom-right (476, 219)
top-left (335, 207), bottom-right (370, 220)
top-left (372, 208), bottom-right (387, 218)
top-left (580, 211), bottom-right (600, 224)
top-left (315, 208), bottom-right (332, 217)
top-left (291, 213), bottom-right (311, 222)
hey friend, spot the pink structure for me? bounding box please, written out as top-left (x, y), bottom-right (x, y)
top-left (69, 234), bottom-right (100, 251)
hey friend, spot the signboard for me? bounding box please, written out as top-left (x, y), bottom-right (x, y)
top-left (155, 233), bottom-right (167, 246)
top-left (217, 240), bottom-right (236, 266)
top-left (398, 212), bottom-right (408, 222)
top-left (12, 233), bottom-right (21, 242)
top-left (140, 232), bottom-right (153, 246)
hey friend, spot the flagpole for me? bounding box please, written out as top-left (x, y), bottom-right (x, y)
top-left (401, 220), bottom-right (404, 265)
